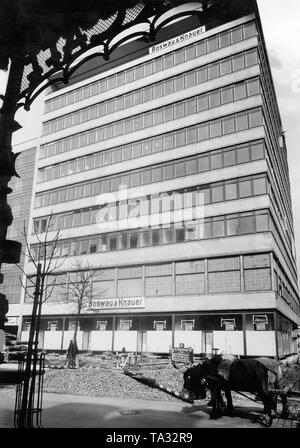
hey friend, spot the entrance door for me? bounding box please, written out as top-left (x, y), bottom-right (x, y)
top-left (202, 331), bottom-right (213, 356)
top-left (137, 331), bottom-right (147, 353)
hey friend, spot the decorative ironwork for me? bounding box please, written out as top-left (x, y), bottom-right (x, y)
top-left (0, 0), bottom-right (257, 111)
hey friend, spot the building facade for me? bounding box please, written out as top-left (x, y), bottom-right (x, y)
top-left (11, 2), bottom-right (300, 357)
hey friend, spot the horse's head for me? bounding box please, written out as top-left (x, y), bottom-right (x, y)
top-left (182, 363), bottom-right (208, 401)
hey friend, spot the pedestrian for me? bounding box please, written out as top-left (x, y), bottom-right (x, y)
top-left (67, 339), bottom-right (79, 368)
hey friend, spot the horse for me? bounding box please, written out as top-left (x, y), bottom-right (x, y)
top-left (182, 355), bottom-right (288, 426)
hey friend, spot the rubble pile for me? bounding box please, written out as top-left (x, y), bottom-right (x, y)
top-left (43, 365), bottom-right (184, 401)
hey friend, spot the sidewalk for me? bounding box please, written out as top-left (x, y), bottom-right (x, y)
top-left (0, 385), bottom-right (287, 429)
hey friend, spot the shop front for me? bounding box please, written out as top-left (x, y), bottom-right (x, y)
top-left (20, 310), bottom-right (296, 357)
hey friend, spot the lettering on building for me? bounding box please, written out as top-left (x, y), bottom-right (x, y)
top-left (149, 26), bottom-right (206, 54)
top-left (87, 297), bottom-right (145, 311)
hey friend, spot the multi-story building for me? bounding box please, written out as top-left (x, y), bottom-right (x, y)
top-left (11, 1), bottom-right (300, 357)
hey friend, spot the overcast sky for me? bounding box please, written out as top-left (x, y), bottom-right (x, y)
top-left (1, 0), bottom-right (300, 271)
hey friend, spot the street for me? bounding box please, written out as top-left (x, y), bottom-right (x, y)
top-left (0, 385), bottom-right (297, 429)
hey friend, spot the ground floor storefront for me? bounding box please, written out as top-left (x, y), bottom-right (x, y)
top-left (19, 310), bottom-right (297, 358)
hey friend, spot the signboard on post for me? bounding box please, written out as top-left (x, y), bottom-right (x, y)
top-left (170, 346), bottom-right (193, 365)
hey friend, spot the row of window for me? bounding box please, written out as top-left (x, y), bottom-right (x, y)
top-left (39, 115), bottom-right (263, 170)
top-left (41, 75), bottom-right (262, 160)
top-left (45, 21), bottom-right (257, 113)
top-left (27, 254), bottom-right (271, 302)
top-left (42, 48), bottom-right (259, 136)
top-left (33, 173), bottom-right (268, 234)
top-left (39, 119), bottom-right (263, 185)
top-left (31, 209), bottom-right (271, 260)
top-left (273, 258), bottom-right (299, 315)
top-left (38, 135), bottom-right (264, 185)
top-left (35, 108), bottom-right (264, 208)
top-left (39, 78), bottom-right (261, 182)
top-left (259, 61), bottom-right (293, 229)
top-left (23, 313), bottom-right (278, 332)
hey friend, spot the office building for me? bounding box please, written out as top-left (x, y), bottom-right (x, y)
top-left (9, 1), bottom-right (299, 357)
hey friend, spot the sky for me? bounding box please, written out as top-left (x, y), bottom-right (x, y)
top-left (0, 0), bottom-right (300, 270)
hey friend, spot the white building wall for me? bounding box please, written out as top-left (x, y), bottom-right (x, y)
top-left (90, 331), bottom-right (113, 351)
top-left (213, 331), bottom-right (244, 356)
top-left (174, 331), bottom-right (202, 353)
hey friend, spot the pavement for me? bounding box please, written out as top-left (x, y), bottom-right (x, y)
top-left (1, 385), bottom-right (298, 429)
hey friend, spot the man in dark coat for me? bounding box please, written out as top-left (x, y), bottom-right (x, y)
top-left (67, 339), bottom-right (79, 368)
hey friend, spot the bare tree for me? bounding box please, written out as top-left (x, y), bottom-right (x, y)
top-left (18, 212), bottom-right (67, 309)
top-left (61, 260), bottom-right (101, 345)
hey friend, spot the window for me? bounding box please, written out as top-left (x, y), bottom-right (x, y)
top-left (186, 71), bottom-right (196, 88)
top-left (80, 240), bottom-right (89, 255)
top-left (174, 48), bottom-right (184, 64)
top-left (226, 214), bottom-right (239, 235)
top-left (210, 119), bottom-right (222, 138)
top-left (220, 58), bottom-right (231, 75)
top-left (209, 91), bottom-right (221, 108)
top-left (186, 127), bottom-right (197, 144)
top-left (164, 53), bottom-right (174, 68)
top-left (186, 45), bottom-right (196, 60)
top-left (211, 184), bottom-right (224, 203)
top-left (240, 213), bottom-right (255, 234)
top-left (236, 112), bottom-right (248, 131)
top-left (237, 145), bottom-right (250, 163)
top-left (253, 176), bottom-right (267, 195)
top-left (129, 234), bottom-right (138, 249)
top-left (234, 82), bottom-right (247, 100)
top-left (249, 108), bottom-right (263, 127)
top-left (247, 78), bottom-right (260, 96)
top-left (246, 49), bottom-right (258, 66)
top-left (132, 142), bottom-right (142, 158)
top-left (175, 228), bottom-right (185, 242)
top-left (223, 115), bottom-right (235, 134)
top-left (256, 213), bottom-right (269, 232)
top-left (196, 66), bottom-right (208, 83)
top-left (175, 75), bottom-right (184, 91)
top-left (154, 82), bottom-right (163, 98)
top-left (152, 167), bottom-right (162, 183)
top-left (186, 158), bottom-right (198, 175)
top-left (175, 103), bottom-right (185, 119)
top-left (239, 178), bottom-right (252, 197)
top-left (196, 40), bottom-right (206, 56)
top-left (224, 148), bottom-right (236, 166)
top-left (251, 142), bottom-right (264, 160)
top-left (197, 94), bottom-right (209, 112)
top-left (222, 86), bottom-right (234, 104)
top-left (232, 26), bottom-right (243, 43)
top-left (208, 62), bottom-right (220, 79)
top-left (232, 53), bottom-right (245, 71)
top-left (225, 181), bottom-right (237, 200)
top-left (208, 36), bottom-right (218, 52)
top-left (219, 31), bottom-right (231, 48)
top-left (163, 164), bottom-right (174, 180)
top-left (175, 161), bottom-right (185, 177)
top-left (109, 237), bottom-right (117, 251)
top-left (212, 217), bottom-right (225, 237)
top-left (186, 97), bottom-right (197, 114)
top-left (152, 229), bottom-right (161, 245)
top-left (211, 151), bottom-right (222, 169)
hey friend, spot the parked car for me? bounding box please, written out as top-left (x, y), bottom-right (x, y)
top-left (1, 333), bottom-right (28, 363)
